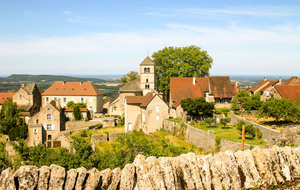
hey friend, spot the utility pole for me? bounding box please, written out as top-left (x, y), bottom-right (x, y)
top-left (241, 125), bottom-right (245, 151)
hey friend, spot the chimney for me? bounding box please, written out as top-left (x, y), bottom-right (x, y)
top-left (193, 77), bottom-right (196, 85)
top-left (264, 77), bottom-right (267, 81)
top-left (80, 81), bottom-right (83, 85)
top-left (63, 81), bottom-right (66, 85)
top-left (236, 81), bottom-right (240, 87)
top-left (279, 77), bottom-right (282, 85)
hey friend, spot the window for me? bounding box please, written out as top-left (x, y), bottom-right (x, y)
top-left (156, 106), bottom-right (159, 113)
top-left (89, 98), bottom-right (93, 103)
top-left (113, 107), bottom-right (117, 112)
top-left (144, 68), bottom-right (147, 73)
top-left (19, 94), bottom-right (22, 99)
top-left (156, 115), bottom-right (159, 121)
top-left (54, 97), bottom-right (57, 101)
top-left (63, 98), bottom-right (67, 102)
top-left (147, 68), bottom-right (150, 73)
top-left (146, 79), bottom-right (148, 83)
top-left (81, 98), bottom-right (85, 102)
top-left (47, 108), bottom-right (50, 112)
top-left (46, 124), bottom-right (52, 130)
top-left (33, 129), bottom-right (38, 134)
top-left (48, 135), bottom-right (52, 140)
top-left (46, 97), bottom-right (49, 102)
top-left (47, 114), bottom-right (51, 120)
top-left (128, 123), bottom-right (132, 131)
top-left (142, 114), bottom-right (145, 122)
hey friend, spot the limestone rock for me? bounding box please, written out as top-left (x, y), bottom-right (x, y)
top-left (49, 164), bottom-right (66, 190)
top-left (145, 156), bottom-right (166, 189)
top-left (0, 167), bottom-right (16, 190)
top-left (84, 168), bottom-right (101, 190)
top-left (133, 154), bottom-right (153, 189)
top-left (234, 149), bottom-right (261, 189)
top-left (14, 165), bottom-right (38, 190)
top-left (169, 156), bottom-right (185, 189)
top-left (100, 168), bottom-right (112, 189)
top-left (108, 168), bottom-right (122, 190)
top-left (64, 169), bottom-right (78, 190)
top-left (264, 148), bottom-right (285, 184)
top-left (38, 166), bottom-right (51, 190)
top-left (75, 167), bottom-right (87, 190)
top-left (119, 163), bottom-right (136, 190)
top-left (277, 147), bottom-right (300, 180)
top-left (196, 154), bottom-right (212, 190)
top-left (157, 157), bottom-right (176, 190)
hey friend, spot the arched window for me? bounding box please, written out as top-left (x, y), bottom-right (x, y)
top-left (144, 68), bottom-right (147, 73)
top-left (146, 79), bottom-right (148, 83)
top-left (147, 68), bottom-right (150, 73)
top-left (48, 135), bottom-right (52, 140)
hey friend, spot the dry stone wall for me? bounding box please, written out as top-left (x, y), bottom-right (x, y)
top-left (66, 120), bottom-right (102, 131)
top-left (1, 146), bottom-right (299, 189)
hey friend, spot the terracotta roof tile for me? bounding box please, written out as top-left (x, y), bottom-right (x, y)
top-left (231, 83), bottom-right (239, 96)
top-left (284, 76), bottom-right (299, 85)
top-left (125, 92), bottom-right (156, 107)
top-left (170, 77), bottom-right (208, 102)
top-left (260, 80), bottom-right (279, 92)
top-left (140, 56), bottom-right (155, 65)
top-left (292, 80), bottom-right (300, 86)
top-left (274, 85), bottom-right (300, 101)
top-left (0, 92), bottom-right (16, 104)
top-left (172, 97), bottom-right (184, 108)
top-left (208, 76), bottom-right (233, 98)
top-left (42, 81), bottom-right (103, 96)
top-left (19, 112), bottom-right (30, 116)
top-left (248, 79), bottom-right (270, 93)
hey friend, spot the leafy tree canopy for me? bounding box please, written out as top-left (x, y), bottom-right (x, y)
top-left (73, 106), bottom-right (82, 121)
top-left (66, 101), bottom-right (86, 108)
top-left (181, 97), bottom-right (215, 119)
top-left (120, 71), bottom-right (140, 86)
top-left (152, 45), bottom-right (213, 100)
top-left (257, 98), bottom-right (300, 124)
top-left (231, 90), bottom-right (263, 111)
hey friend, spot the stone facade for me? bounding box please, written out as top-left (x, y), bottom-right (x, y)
top-left (1, 147), bottom-right (299, 189)
top-left (125, 94), bottom-right (169, 133)
top-left (139, 56), bottom-right (155, 95)
top-left (27, 101), bottom-right (65, 146)
top-left (13, 83), bottom-right (42, 116)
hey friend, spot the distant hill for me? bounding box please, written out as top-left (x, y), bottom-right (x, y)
top-left (0, 74), bottom-right (117, 83)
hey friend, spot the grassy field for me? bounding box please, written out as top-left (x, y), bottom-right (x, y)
top-left (192, 122), bottom-right (268, 146)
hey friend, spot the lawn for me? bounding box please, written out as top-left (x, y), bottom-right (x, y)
top-left (192, 122), bottom-right (268, 146)
top-left (151, 131), bottom-right (204, 155)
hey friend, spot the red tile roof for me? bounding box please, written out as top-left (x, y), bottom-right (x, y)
top-left (170, 77), bottom-right (208, 102)
top-left (292, 80), bottom-right (300, 86)
top-left (231, 83), bottom-right (239, 96)
top-left (274, 85), bottom-right (300, 101)
top-left (125, 92), bottom-right (156, 108)
top-left (172, 97), bottom-right (184, 108)
top-left (283, 76), bottom-right (299, 86)
top-left (260, 80), bottom-right (279, 92)
top-left (42, 81), bottom-right (103, 96)
top-left (248, 79), bottom-right (270, 93)
top-left (19, 112), bottom-right (30, 116)
top-left (170, 76), bottom-right (235, 102)
top-left (0, 92), bottom-right (16, 104)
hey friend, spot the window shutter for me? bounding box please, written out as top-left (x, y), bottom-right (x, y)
top-left (52, 125), bottom-right (55, 131)
top-left (44, 124), bottom-right (47, 130)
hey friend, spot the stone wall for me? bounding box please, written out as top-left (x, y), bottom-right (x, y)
top-left (66, 120), bottom-right (102, 131)
top-left (231, 113), bottom-right (282, 143)
top-left (163, 120), bottom-right (216, 151)
top-left (231, 113), bottom-right (300, 146)
top-left (109, 133), bottom-right (124, 141)
top-left (1, 147), bottom-right (299, 189)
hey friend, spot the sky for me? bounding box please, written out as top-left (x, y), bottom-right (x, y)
top-left (0, 0), bottom-right (300, 76)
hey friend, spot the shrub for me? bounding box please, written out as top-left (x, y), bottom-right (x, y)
top-left (220, 117), bottom-right (231, 127)
top-left (205, 117), bottom-right (215, 126)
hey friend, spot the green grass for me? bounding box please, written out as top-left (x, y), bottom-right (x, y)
top-left (167, 118), bottom-right (182, 123)
top-left (151, 131), bottom-right (204, 155)
top-left (192, 122), bottom-right (268, 146)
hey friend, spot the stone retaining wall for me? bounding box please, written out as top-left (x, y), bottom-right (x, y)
top-left (66, 120), bottom-right (102, 131)
top-left (1, 147), bottom-right (299, 189)
top-left (220, 138), bottom-right (252, 152)
top-left (109, 133), bottom-right (124, 141)
top-left (163, 120), bottom-right (216, 151)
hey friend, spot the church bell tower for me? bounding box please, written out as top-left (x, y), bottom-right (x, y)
top-left (140, 56), bottom-right (155, 95)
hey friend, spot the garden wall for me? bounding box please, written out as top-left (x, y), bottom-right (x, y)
top-left (231, 113), bottom-right (282, 144)
top-left (66, 120), bottom-right (102, 131)
top-left (163, 120), bottom-right (216, 151)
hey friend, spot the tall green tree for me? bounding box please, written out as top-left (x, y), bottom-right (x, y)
top-left (73, 106), bottom-right (82, 120)
top-left (120, 71), bottom-right (140, 86)
top-left (0, 99), bottom-right (18, 134)
top-left (152, 46), bottom-right (213, 100)
top-left (231, 90), bottom-right (263, 111)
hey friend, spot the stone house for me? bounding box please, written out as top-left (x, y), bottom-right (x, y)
top-left (12, 83), bottom-right (43, 116)
top-left (0, 92), bottom-right (16, 110)
top-left (27, 101), bottom-right (65, 147)
top-left (42, 81), bottom-right (103, 114)
top-left (125, 92), bottom-right (169, 133)
top-left (169, 76), bottom-right (239, 115)
top-left (108, 56), bottom-right (155, 116)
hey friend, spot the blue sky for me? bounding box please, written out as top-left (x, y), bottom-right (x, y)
top-left (0, 0), bottom-right (300, 76)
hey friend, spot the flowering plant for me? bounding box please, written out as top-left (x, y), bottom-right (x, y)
top-left (279, 137), bottom-right (287, 147)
